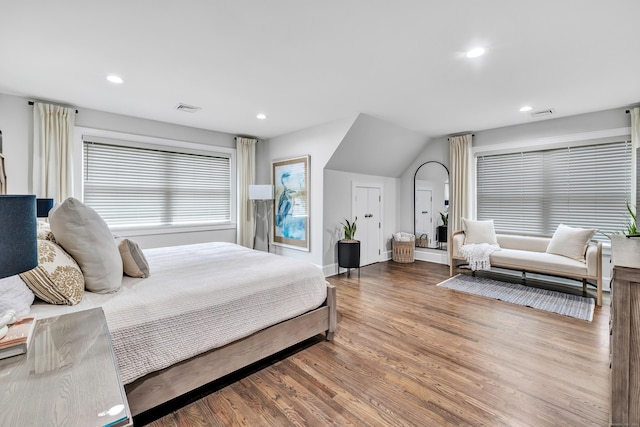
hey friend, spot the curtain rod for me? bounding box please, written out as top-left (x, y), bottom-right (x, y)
top-left (28, 101), bottom-right (78, 114)
top-left (447, 133), bottom-right (475, 141)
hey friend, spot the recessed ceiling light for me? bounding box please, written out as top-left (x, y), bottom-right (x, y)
top-left (256, 113), bottom-right (267, 120)
top-left (466, 47), bottom-right (485, 58)
top-left (519, 106), bottom-right (533, 112)
top-left (106, 75), bottom-right (123, 84)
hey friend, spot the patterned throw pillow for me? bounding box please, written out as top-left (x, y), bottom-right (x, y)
top-left (37, 220), bottom-right (56, 242)
top-left (19, 240), bottom-right (84, 305)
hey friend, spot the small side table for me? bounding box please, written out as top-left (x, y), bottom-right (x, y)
top-left (0, 308), bottom-right (131, 427)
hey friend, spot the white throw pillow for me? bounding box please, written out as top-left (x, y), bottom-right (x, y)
top-left (462, 218), bottom-right (498, 245)
top-left (49, 198), bottom-right (123, 293)
top-left (116, 238), bottom-right (150, 278)
top-left (546, 224), bottom-right (596, 262)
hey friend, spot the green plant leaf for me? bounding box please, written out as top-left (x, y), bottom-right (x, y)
top-left (340, 216), bottom-right (357, 239)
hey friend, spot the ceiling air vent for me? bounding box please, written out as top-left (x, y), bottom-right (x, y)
top-left (531, 109), bottom-right (555, 118)
top-left (174, 103), bottom-right (201, 113)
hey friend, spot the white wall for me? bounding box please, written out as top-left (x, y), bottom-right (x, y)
top-left (473, 107), bottom-right (629, 148)
top-left (323, 169), bottom-right (399, 275)
top-left (0, 94), bottom-right (32, 193)
top-left (0, 92), bottom-right (239, 248)
top-left (326, 113), bottom-right (428, 177)
top-left (263, 116), bottom-right (356, 268)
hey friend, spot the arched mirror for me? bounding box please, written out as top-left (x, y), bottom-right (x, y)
top-left (414, 161), bottom-right (449, 250)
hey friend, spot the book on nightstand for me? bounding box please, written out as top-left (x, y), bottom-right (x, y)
top-left (0, 315), bottom-right (36, 360)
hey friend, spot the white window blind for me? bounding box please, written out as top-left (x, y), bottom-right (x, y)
top-left (83, 139), bottom-right (231, 227)
top-left (477, 140), bottom-right (631, 241)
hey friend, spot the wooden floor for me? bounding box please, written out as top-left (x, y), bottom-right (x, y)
top-left (144, 260), bottom-right (610, 426)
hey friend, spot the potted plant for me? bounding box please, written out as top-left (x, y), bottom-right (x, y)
top-left (338, 217), bottom-right (360, 277)
top-left (437, 212), bottom-right (448, 246)
top-left (623, 202), bottom-right (637, 235)
top-left (604, 203), bottom-right (637, 239)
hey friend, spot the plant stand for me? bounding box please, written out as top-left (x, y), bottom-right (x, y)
top-left (338, 240), bottom-right (360, 278)
top-left (437, 226), bottom-right (448, 250)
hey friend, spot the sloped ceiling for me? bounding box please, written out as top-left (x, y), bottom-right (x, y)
top-left (326, 114), bottom-right (428, 177)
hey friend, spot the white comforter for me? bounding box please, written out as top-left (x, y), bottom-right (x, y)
top-left (30, 242), bottom-right (327, 384)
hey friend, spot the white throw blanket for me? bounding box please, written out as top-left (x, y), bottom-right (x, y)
top-left (460, 243), bottom-right (501, 271)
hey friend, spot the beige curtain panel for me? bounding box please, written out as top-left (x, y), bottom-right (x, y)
top-left (33, 102), bottom-right (75, 201)
top-left (632, 107), bottom-right (640, 207)
top-left (0, 154), bottom-right (6, 194)
top-left (449, 134), bottom-right (473, 234)
top-left (236, 137), bottom-right (257, 248)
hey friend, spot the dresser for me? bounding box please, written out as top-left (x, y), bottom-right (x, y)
top-left (0, 308), bottom-right (131, 427)
top-left (611, 235), bottom-right (640, 427)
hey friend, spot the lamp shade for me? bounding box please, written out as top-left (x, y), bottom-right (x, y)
top-left (0, 195), bottom-right (38, 279)
top-left (36, 198), bottom-right (54, 218)
top-left (248, 185), bottom-right (274, 200)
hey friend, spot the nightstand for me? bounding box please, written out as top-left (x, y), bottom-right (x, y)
top-left (610, 235), bottom-right (640, 426)
top-left (0, 308), bottom-right (131, 426)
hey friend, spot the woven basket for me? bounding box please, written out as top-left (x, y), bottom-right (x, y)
top-left (392, 238), bottom-right (415, 263)
top-left (416, 233), bottom-right (429, 248)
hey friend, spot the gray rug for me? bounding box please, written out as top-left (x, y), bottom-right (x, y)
top-left (438, 274), bottom-right (595, 321)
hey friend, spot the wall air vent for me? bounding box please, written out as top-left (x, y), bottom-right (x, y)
top-left (531, 109), bottom-right (555, 118)
top-left (174, 103), bottom-right (201, 113)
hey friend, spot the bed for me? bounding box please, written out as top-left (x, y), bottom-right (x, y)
top-left (29, 241), bottom-right (336, 417)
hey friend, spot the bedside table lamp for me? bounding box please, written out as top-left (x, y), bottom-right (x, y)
top-left (248, 185), bottom-right (274, 252)
top-left (36, 198), bottom-right (54, 219)
top-left (0, 195), bottom-right (38, 339)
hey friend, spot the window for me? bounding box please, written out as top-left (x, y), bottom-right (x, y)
top-left (476, 140), bottom-right (632, 241)
top-left (83, 138), bottom-right (232, 228)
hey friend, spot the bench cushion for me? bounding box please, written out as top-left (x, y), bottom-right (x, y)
top-left (490, 248), bottom-right (589, 277)
top-left (496, 234), bottom-right (550, 252)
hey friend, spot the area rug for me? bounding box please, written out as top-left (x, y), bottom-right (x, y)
top-left (438, 274), bottom-right (594, 321)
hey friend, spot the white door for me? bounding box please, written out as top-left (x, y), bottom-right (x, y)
top-left (415, 189), bottom-right (433, 242)
top-left (354, 185), bottom-right (382, 266)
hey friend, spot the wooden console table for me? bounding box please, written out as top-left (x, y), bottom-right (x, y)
top-left (610, 235), bottom-right (640, 426)
top-left (0, 308), bottom-right (131, 426)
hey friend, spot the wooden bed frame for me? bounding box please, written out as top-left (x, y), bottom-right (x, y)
top-left (125, 283), bottom-right (337, 417)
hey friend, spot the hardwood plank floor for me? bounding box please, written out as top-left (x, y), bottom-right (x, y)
top-left (143, 260), bottom-right (610, 426)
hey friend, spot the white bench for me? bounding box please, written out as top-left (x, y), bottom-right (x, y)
top-left (450, 231), bottom-right (603, 306)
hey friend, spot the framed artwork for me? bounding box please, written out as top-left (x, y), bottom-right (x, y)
top-left (272, 155), bottom-right (310, 251)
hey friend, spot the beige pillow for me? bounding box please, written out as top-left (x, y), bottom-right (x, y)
top-left (19, 240), bottom-right (84, 305)
top-left (49, 198), bottom-right (123, 294)
top-left (116, 238), bottom-right (150, 278)
top-left (463, 218), bottom-right (498, 245)
top-left (546, 224), bottom-right (596, 262)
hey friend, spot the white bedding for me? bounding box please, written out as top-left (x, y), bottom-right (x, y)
top-left (30, 242), bottom-right (327, 384)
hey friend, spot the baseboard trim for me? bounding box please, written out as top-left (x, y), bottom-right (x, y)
top-left (415, 248), bottom-right (449, 265)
